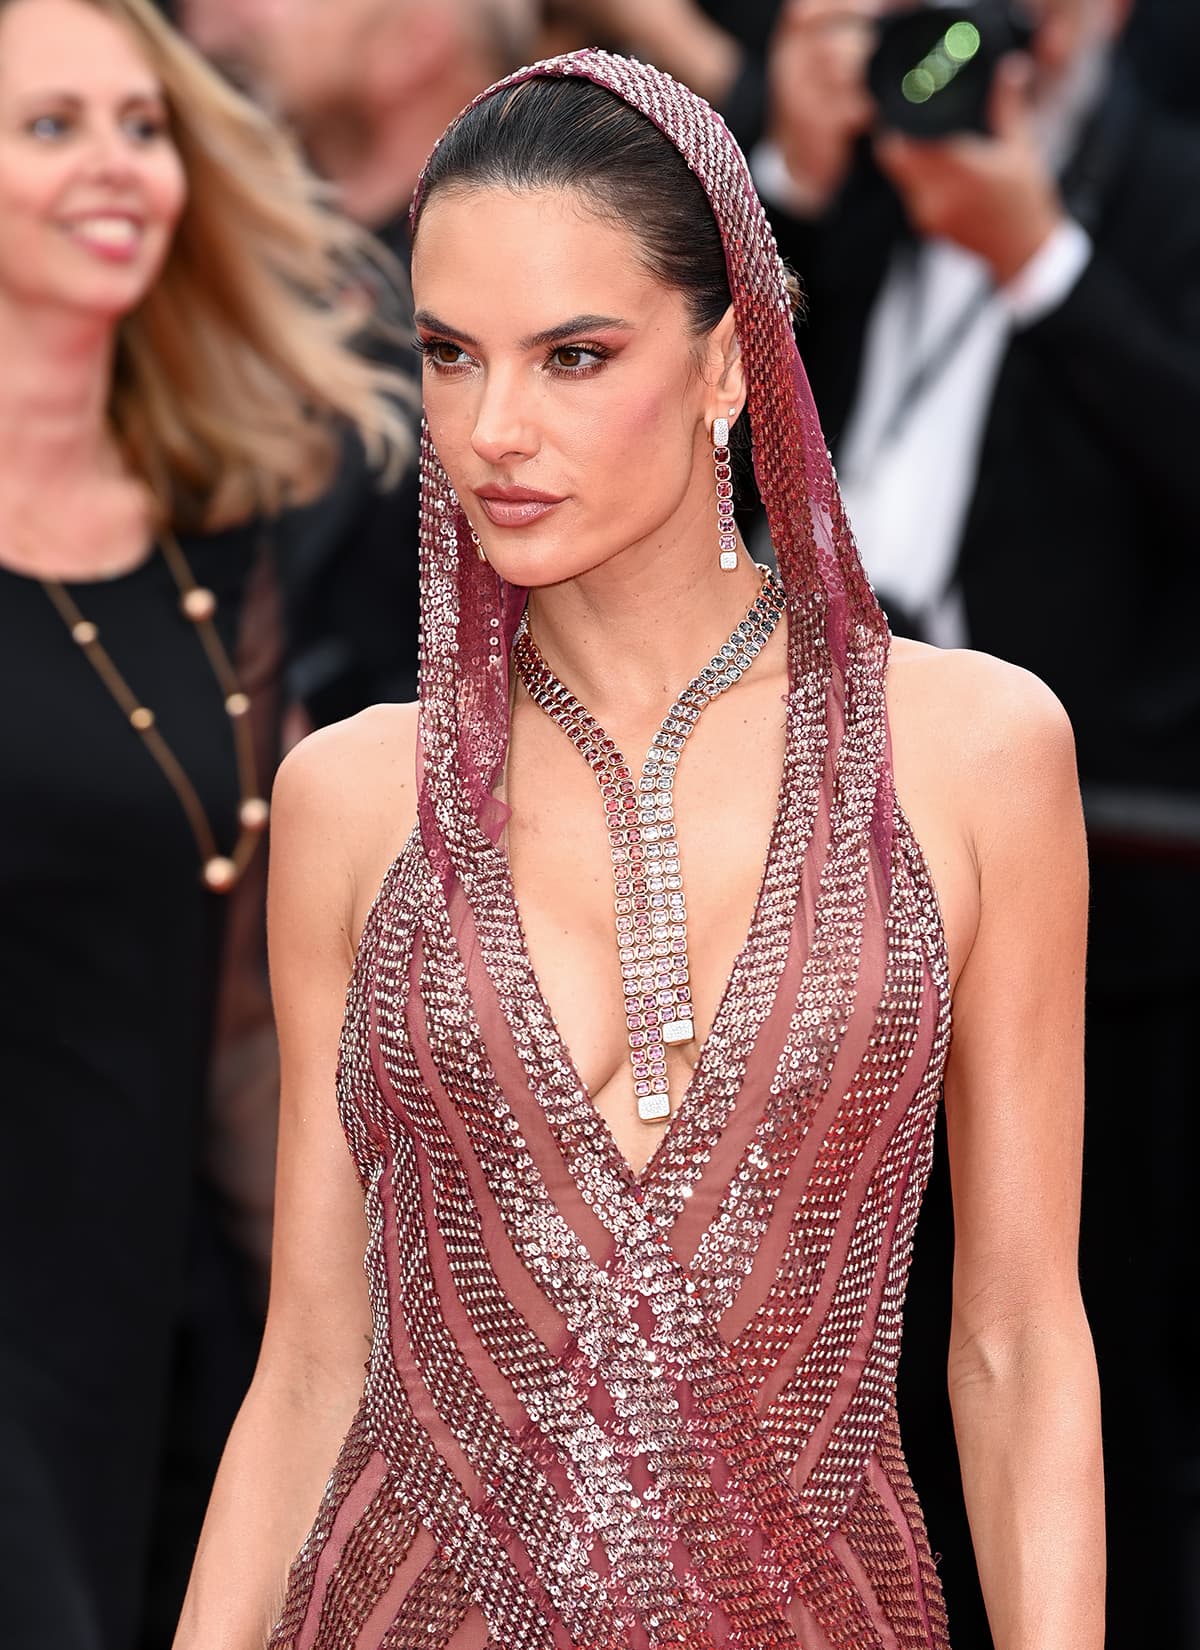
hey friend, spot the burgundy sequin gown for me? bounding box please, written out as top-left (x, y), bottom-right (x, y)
top-left (270, 50), bottom-right (956, 1650)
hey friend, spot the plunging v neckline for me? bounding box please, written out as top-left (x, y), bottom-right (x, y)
top-left (493, 649), bottom-right (801, 1192)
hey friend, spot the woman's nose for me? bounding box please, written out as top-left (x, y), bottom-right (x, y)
top-left (83, 121), bottom-right (141, 183)
top-left (470, 370), bottom-right (538, 467)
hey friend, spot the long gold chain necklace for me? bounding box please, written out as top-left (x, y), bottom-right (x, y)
top-left (40, 530), bottom-right (269, 893)
top-left (513, 566), bottom-right (786, 1123)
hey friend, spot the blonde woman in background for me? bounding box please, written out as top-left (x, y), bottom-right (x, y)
top-left (0, 1), bottom-right (408, 1645)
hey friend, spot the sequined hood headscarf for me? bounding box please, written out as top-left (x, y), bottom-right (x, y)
top-left (407, 48), bottom-right (890, 897)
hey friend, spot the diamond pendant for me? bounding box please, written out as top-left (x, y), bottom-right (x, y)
top-left (661, 1017), bottom-right (695, 1046)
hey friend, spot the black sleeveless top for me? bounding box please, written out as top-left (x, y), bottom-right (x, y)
top-left (0, 521), bottom-right (263, 1647)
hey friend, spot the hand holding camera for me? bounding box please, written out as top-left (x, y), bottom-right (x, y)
top-left (875, 45), bottom-right (1066, 281)
top-left (768, 0), bottom-right (1066, 281)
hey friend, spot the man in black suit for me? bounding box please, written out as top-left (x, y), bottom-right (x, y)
top-left (756, 2), bottom-right (1200, 1644)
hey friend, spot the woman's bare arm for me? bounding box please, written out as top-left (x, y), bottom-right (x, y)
top-left (174, 705), bottom-right (418, 1649)
top-left (935, 656), bottom-right (1102, 1650)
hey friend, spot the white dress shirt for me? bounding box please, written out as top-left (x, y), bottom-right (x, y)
top-left (833, 218), bottom-right (1092, 646)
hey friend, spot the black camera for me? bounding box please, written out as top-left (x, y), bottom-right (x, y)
top-left (866, 2), bottom-right (1035, 138)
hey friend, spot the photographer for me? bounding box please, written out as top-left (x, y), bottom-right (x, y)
top-left (756, 3), bottom-right (1200, 1646)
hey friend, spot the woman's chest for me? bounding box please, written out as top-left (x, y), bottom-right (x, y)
top-left (502, 688), bottom-right (789, 1161)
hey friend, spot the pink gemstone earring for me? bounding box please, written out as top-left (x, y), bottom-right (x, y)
top-left (713, 414), bottom-right (737, 570)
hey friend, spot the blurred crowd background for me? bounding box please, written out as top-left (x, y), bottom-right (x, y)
top-left (5, 0), bottom-right (1197, 1646)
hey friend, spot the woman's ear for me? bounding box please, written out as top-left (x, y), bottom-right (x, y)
top-left (707, 304), bottom-right (745, 416)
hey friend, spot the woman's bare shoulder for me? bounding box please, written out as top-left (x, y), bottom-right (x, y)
top-left (274, 702), bottom-right (418, 824)
top-left (271, 703), bottom-right (421, 935)
top-left (885, 640), bottom-right (1081, 984)
top-left (887, 637), bottom-right (1075, 786)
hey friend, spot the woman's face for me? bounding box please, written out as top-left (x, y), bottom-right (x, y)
top-left (412, 185), bottom-right (737, 590)
top-left (0, 0), bottom-right (186, 322)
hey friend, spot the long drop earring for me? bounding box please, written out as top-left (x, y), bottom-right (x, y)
top-left (470, 524), bottom-right (488, 564)
top-left (713, 415), bottom-right (737, 570)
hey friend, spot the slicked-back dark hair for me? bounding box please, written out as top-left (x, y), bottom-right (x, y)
top-left (412, 76), bottom-right (733, 337)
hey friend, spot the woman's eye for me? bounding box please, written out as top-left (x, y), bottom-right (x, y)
top-left (549, 345), bottom-right (605, 372)
top-left (418, 339), bottom-right (470, 369)
top-left (29, 114), bottom-right (68, 140)
top-left (125, 115), bottom-right (168, 143)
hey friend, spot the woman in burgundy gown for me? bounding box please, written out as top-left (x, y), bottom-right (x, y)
top-left (177, 51), bottom-right (1103, 1650)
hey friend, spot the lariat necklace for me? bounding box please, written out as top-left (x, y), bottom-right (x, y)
top-left (40, 530), bottom-right (269, 893)
top-left (513, 566), bottom-right (786, 1123)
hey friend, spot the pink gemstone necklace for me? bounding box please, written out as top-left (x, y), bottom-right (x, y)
top-left (512, 566), bottom-right (786, 1123)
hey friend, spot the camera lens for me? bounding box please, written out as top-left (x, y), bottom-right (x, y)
top-left (899, 18), bottom-right (982, 107)
top-left (867, 3), bottom-right (1034, 138)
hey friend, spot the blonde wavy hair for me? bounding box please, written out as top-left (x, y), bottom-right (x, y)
top-left (11, 0), bottom-right (414, 529)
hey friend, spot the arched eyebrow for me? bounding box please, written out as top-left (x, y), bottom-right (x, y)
top-left (413, 310), bottom-right (633, 350)
top-left (523, 315), bottom-right (633, 348)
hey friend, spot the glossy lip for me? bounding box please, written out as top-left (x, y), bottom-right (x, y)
top-left (474, 485), bottom-right (565, 529)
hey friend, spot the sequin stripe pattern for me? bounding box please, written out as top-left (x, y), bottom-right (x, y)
top-left (372, 942), bottom-right (650, 1646)
top-left (400, 902), bottom-right (785, 1648)
top-left (791, 1086), bottom-right (948, 1538)
top-left (397, 718), bottom-right (827, 1642)
top-left (682, 619), bottom-right (888, 1310)
top-left (337, 840), bottom-right (423, 1178)
top-left (512, 568), bottom-right (786, 1122)
top-left (706, 789), bottom-right (912, 1331)
top-left (358, 906), bottom-right (606, 1650)
top-left (310, 1481), bottom-right (421, 1648)
top-left (787, 823), bottom-right (951, 1566)
top-left (759, 836), bottom-right (950, 1627)
top-left (267, 1410), bottom-right (382, 1648)
top-left (873, 1407), bottom-right (951, 1647)
top-left (406, 851), bottom-right (911, 1650)
top-left (376, 1555), bottom-right (473, 1650)
top-left (350, 860), bottom-right (712, 1644)
top-left (759, 842), bottom-right (949, 1526)
top-left (298, 785), bottom-right (815, 1650)
top-left (391, 891), bottom-right (877, 1649)
top-left (374, 1124), bottom-right (606, 1645)
top-left (590, 1220), bottom-right (894, 1649)
top-left (267, 844), bottom-right (950, 1643)
top-left (274, 853), bottom-right (568, 1650)
top-left (825, 1406), bottom-right (950, 1650)
top-left (267, 854), bottom-right (412, 1647)
top-left (668, 638), bottom-right (896, 1542)
top-left (838, 1475), bottom-right (941, 1650)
